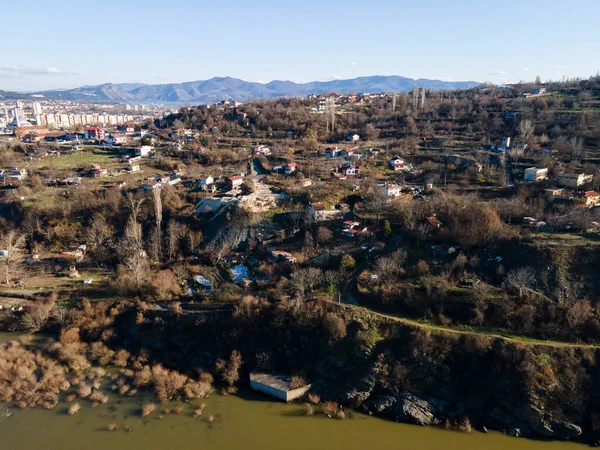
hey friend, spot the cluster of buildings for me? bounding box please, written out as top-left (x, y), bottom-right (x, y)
top-left (524, 167), bottom-right (598, 207)
top-left (1, 100), bottom-right (170, 134)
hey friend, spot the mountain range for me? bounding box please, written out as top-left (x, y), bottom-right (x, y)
top-left (1, 75), bottom-right (480, 104)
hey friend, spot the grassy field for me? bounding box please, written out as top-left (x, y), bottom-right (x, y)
top-left (29, 149), bottom-right (121, 170)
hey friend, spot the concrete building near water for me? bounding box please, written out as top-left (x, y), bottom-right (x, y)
top-left (250, 372), bottom-right (311, 402)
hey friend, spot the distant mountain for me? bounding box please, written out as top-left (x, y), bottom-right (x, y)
top-left (27, 76), bottom-right (480, 104)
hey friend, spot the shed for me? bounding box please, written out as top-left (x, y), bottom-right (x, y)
top-left (249, 372), bottom-right (311, 402)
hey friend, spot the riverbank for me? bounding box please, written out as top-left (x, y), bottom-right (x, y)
top-left (0, 387), bottom-right (587, 450)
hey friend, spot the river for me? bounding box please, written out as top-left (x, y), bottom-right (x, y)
top-left (0, 333), bottom-right (586, 450)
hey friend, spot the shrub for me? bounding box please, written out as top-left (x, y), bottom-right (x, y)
top-left (141, 403), bottom-right (156, 417)
top-left (68, 403), bottom-right (81, 415)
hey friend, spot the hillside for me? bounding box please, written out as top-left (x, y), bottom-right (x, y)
top-left (29, 75), bottom-right (480, 104)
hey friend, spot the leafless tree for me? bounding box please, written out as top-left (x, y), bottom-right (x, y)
top-left (85, 214), bottom-right (113, 261)
top-left (166, 219), bottom-right (185, 260)
top-left (0, 230), bottom-right (26, 284)
top-left (291, 268), bottom-right (323, 297)
top-left (518, 119), bottom-right (534, 143)
top-left (506, 267), bottom-right (535, 297)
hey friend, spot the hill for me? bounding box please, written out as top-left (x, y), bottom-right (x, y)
top-left (29, 75), bottom-right (480, 104)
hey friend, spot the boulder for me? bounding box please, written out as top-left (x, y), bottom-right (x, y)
top-left (395, 393), bottom-right (442, 426)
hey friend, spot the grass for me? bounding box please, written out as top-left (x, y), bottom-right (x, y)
top-left (29, 149), bottom-right (121, 170)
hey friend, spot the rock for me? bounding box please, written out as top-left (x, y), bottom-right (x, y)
top-left (508, 428), bottom-right (522, 437)
top-left (549, 421), bottom-right (582, 440)
top-left (395, 393), bottom-right (442, 426)
top-left (367, 394), bottom-right (397, 414)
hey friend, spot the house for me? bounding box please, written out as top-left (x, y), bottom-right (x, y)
top-left (343, 228), bottom-right (359, 238)
top-left (253, 145), bottom-right (271, 156)
top-left (305, 202), bottom-right (340, 221)
top-left (389, 157), bottom-right (407, 171)
top-left (557, 173), bottom-right (593, 188)
top-left (378, 181), bottom-right (402, 198)
top-left (127, 164), bottom-right (140, 172)
top-left (341, 164), bottom-right (359, 176)
top-left (270, 250), bottom-right (297, 264)
top-left (544, 188), bottom-right (564, 198)
top-left (198, 175), bottom-right (215, 190)
top-left (118, 125), bottom-right (135, 134)
top-left (341, 148), bottom-right (354, 158)
top-left (84, 127), bottom-right (105, 140)
top-left (579, 191), bottom-right (600, 207)
top-left (135, 145), bottom-right (152, 157)
top-left (299, 178), bottom-right (312, 187)
top-left (90, 164), bottom-right (107, 178)
top-left (325, 146), bottom-right (342, 158)
top-left (524, 167), bottom-right (548, 182)
top-left (225, 175), bottom-right (244, 190)
top-left (285, 163), bottom-right (297, 175)
top-left (105, 134), bottom-right (127, 146)
top-left (250, 372), bottom-right (311, 402)
top-left (343, 221), bottom-right (360, 230)
top-left (347, 133), bottom-right (360, 142)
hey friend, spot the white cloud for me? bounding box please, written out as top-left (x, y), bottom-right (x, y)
top-left (350, 61), bottom-right (357, 67)
top-left (521, 67), bottom-right (531, 71)
top-left (553, 64), bottom-right (572, 69)
top-left (491, 70), bottom-right (506, 75)
top-left (0, 66), bottom-right (72, 78)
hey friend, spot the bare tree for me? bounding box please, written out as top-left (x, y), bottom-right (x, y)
top-left (85, 214), bottom-right (113, 261)
top-left (0, 230), bottom-right (26, 284)
top-left (506, 267), bottom-right (535, 297)
top-left (166, 219), bottom-right (185, 260)
top-left (153, 188), bottom-right (163, 247)
top-left (517, 119), bottom-right (534, 144)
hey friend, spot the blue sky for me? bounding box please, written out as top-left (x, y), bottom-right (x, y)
top-left (1, 0), bottom-right (599, 91)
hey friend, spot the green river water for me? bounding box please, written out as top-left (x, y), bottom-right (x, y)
top-left (0, 333), bottom-right (587, 450)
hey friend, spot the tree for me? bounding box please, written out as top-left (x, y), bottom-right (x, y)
top-left (506, 267), bottom-right (535, 297)
top-left (518, 119), bottom-right (534, 144)
top-left (339, 254), bottom-right (356, 272)
top-left (0, 230), bottom-right (26, 284)
top-left (166, 219), bottom-right (185, 260)
top-left (316, 227), bottom-right (333, 246)
top-left (85, 214), bottom-right (113, 262)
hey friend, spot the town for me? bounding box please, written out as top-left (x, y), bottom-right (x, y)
top-left (2, 75), bottom-right (600, 443)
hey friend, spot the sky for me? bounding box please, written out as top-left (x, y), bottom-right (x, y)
top-left (1, 0), bottom-right (599, 91)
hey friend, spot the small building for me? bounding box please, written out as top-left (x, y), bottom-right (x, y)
top-left (105, 134), bottom-right (127, 146)
top-left (270, 250), bottom-right (297, 264)
top-left (250, 373), bottom-right (311, 402)
top-left (306, 202), bottom-right (340, 221)
top-left (524, 167), bottom-right (548, 182)
top-left (389, 157), bottom-right (407, 171)
top-left (198, 175), bottom-right (215, 189)
top-left (579, 191), bottom-right (600, 207)
top-left (501, 137), bottom-right (511, 149)
top-left (557, 173), bottom-right (593, 188)
top-left (127, 164), bottom-right (141, 172)
top-left (299, 178), bottom-right (312, 187)
top-left (347, 133), bottom-right (360, 142)
top-left (225, 175), bottom-right (244, 190)
top-left (253, 145), bottom-right (271, 156)
top-left (90, 164), bottom-right (107, 178)
top-left (341, 148), bottom-right (354, 158)
top-left (544, 188), bottom-right (564, 198)
top-left (341, 164), bottom-right (359, 176)
top-left (7, 168), bottom-right (27, 181)
top-left (285, 163), bottom-right (297, 175)
top-left (343, 221), bottom-right (360, 230)
top-left (378, 181), bottom-right (402, 198)
top-left (325, 146), bottom-right (342, 158)
top-left (135, 145), bottom-right (152, 157)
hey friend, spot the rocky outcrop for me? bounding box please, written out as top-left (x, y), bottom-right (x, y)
top-left (395, 393), bottom-right (443, 426)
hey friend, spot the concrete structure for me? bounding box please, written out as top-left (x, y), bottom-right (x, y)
top-left (347, 133), bottom-right (360, 142)
top-left (579, 191), bottom-right (600, 207)
top-left (557, 173), bottom-right (593, 188)
top-left (524, 167), bottom-right (548, 182)
top-left (135, 145), bottom-right (152, 157)
top-left (250, 373), bottom-right (311, 402)
top-left (225, 175), bottom-right (244, 190)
